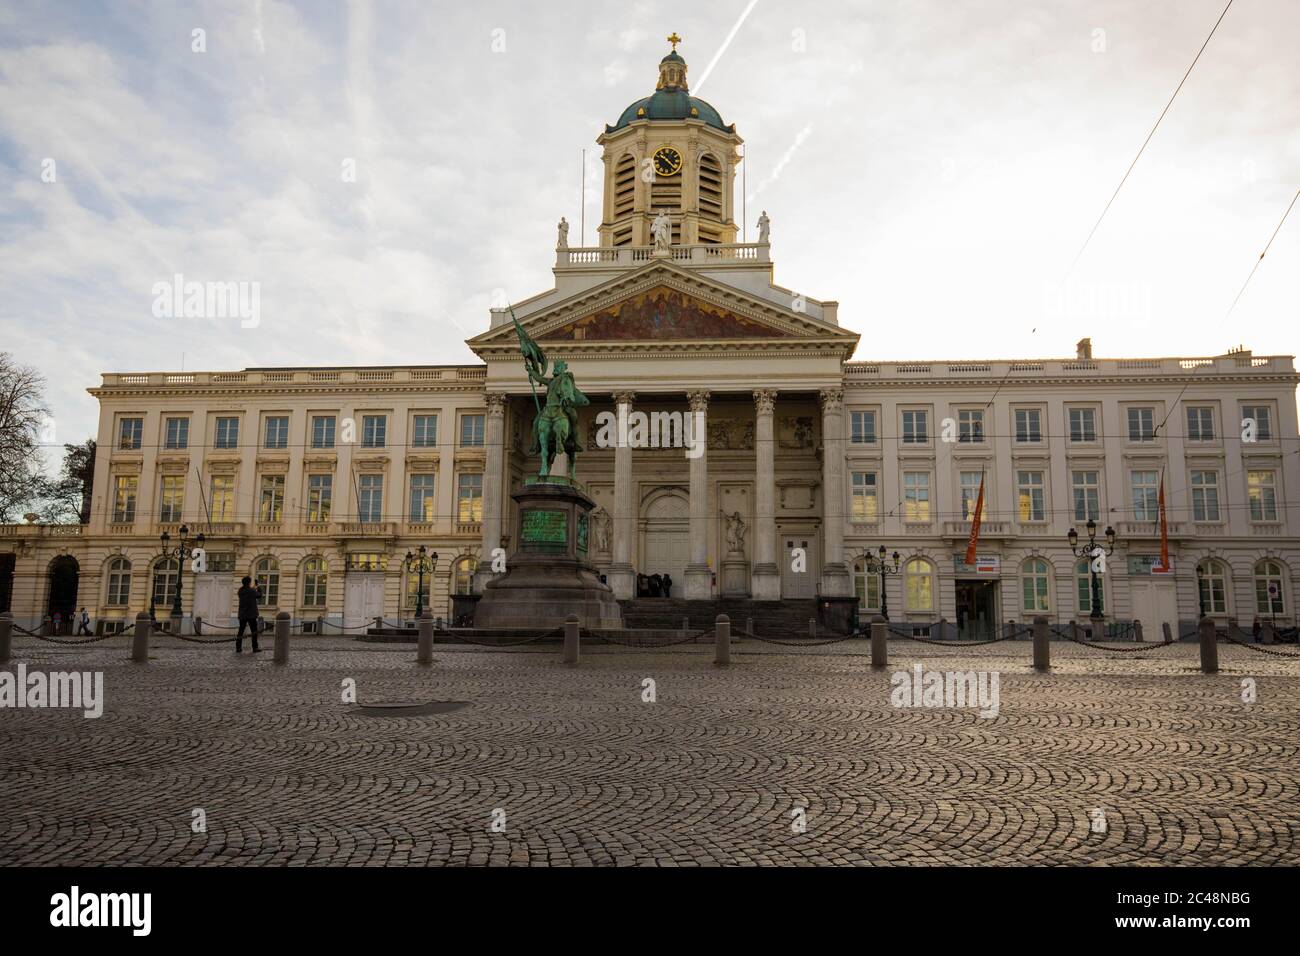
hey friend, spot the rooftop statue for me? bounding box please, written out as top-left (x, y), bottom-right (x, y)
top-left (509, 305), bottom-right (588, 479)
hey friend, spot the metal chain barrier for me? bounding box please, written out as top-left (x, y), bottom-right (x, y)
top-left (583, 626), bottom-right (711, 648)
top-left (738, 628), bottom-right (860, 647)
top-left (320, 620), bottom-right (379, 632)
top-left (1220, 631), bottom-right (1300, 658)
top-left (24, 630), bottom-right (123, 646)
top-left (431, 623), bottom-right (564, 647)
top-left (1062, 631), bottom-right (1181, 653)
top-left (887, 626), bottom-right (1028, 648)
top-left (173, 632), bottom-right (244, 645)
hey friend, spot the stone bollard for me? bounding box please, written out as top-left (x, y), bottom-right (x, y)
top-left (0, 611), bottom-right (12, 663)
top-left (715, 614), bottom-right (731, 667)
top-left (809, 618), bottom-right (816, 639)
top-left (563, 615), bottom-right (580, 665)
top-left (193, 615), bottom-right (203, 636)
top-left (41, 615), bottom-right (52, 637)
top-left (1134, 620), bottom-right (1144, 643)
top-left (746, 617), bottom-right (753, 643)
top-left (373, 615), bottom-right (383, 633)
top-left (682, 616), bottom-right (689, 643)
top-left (870, 615), bottom-right (887, 670)
top-left (1262, 622), bottom-right (1276, 645)
top-left (417, 609), bottom-right (434, 665)
top-left (132, 611), bottom-right (151, 663)
top-left (1199, 617), bottom-right (1219, 674)
top-left (1032, 616), bottom-right (1050, 672)
top-left (1162, 622), bottom-right (1173, 642)
top-left (274, 611), bottom-right (291, 664)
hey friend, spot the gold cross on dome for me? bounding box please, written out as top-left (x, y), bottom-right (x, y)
top-left (667, 32), bottom-right (682, 50)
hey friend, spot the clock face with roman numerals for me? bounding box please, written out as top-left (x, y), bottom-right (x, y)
top-left (653, 145), bottom-right (683, 176)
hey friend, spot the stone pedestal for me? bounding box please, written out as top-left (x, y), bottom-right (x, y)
top-left (721, 556), bottom-right (750, 597)
top-left (751, 563), bottom-right (781, 601)
top-left (474, 479), bottom-right (623, 630)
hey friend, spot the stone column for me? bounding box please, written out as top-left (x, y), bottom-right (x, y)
top-left (819, 387), bottom-right (852, 597)
top-left (607, 391), bottom-right (637, 600)
top-left (685, 390), bottom-right (712, 600)
top-left (473, 393), bottom-right (508, 593)
top-left (751, 389), bottom-right (781, 600)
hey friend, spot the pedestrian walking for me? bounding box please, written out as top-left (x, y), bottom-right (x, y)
top-left (76, 607), bottom-right (91, 635)
top-left (662, 573), bottom-right (673, 598)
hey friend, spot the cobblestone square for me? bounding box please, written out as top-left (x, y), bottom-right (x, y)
top-left (1, 634), bottom-right (1298, 866)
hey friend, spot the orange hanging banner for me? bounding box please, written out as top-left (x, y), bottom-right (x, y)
top-left (965, 471), bottom-right (985, 566)
top-left (1156, 473), bottom-right (1170, 572)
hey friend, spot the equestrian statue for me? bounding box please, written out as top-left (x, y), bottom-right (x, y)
top-left (508, 305), bottom-right (589, 479)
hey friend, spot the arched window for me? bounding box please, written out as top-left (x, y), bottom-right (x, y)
top-left (1197, 559), bottom-right (1229, 615)
top-left (452, 557), bottom-right (478, 596)
top-left (1075, 558), bottom-right (1104, 615)
top-left (612, 153), bottom-right (637, 223)
top-left (254, 556), bottom-right (280, 607)
top-left (903, 558), bottom-right (935, 614)
top-left (405, 565), bottom-right (431, 610)
top-left (1255, 560), bottom-right (1285, 615)
top-left (1020, 558), bottom-right (1051, 613)
top-left (698, 152), bottom-right (724, 227)
top-left (106, 557), bottom-right (132, 607)
top-left (152, 558), bottom-right (179, 610)
top-left (301, 557), bottom-right (327, 608)
top-left (853, 557), bottom-right (880, 612)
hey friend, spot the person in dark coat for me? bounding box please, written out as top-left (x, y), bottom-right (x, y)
top-left (648, 574), bottom-right (662, 597)
top-left (235, 576), bottom-right (262, 653)
top-left (662, 574), bottom-right (673, 598)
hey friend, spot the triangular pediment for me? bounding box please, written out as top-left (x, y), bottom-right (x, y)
top-left (468, 261), bottom-right (857, 357)
top-left (539, 285), bottom-right (785, 342)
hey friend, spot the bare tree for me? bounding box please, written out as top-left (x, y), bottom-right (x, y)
top-left (0, 352), bottom-right (50, 523)
top-left (38, 438), bottom-right (96, 524)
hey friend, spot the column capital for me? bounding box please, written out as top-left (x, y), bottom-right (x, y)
top-left (613, 390), bottom-right (636, 407)
top-left (753, 389), bottom-right (777, 415)
top-left (819, 387), bottom-right (844, 413)
top-left (687, 390), bottom-right (711, 412)
top-left (485, 393), bottom-right (508, 416)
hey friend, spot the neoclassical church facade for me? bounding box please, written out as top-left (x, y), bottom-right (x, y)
top-left (3, 41), bottom-right (1299, 638)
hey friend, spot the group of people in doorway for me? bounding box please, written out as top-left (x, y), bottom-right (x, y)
top-left (636, 573), bottom-right (674, 598)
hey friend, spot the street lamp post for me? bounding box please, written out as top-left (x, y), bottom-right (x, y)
top-left (864, 545), bottom-right (902, 622)
top-left (1067, 519), bottom-right (1116, 626)
top-left (404, 546), bottom-right (438, 620)
top-left (159, 524), bottom-right (205, 627)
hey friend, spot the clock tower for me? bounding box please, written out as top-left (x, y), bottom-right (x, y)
top-left (596, 34), bottom-right (743, 248)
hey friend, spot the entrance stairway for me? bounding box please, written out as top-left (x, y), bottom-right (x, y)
top-left (618, 597), bottom-right (823, 637)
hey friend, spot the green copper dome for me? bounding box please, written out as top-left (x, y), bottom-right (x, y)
top-left (608, 91), bottom-right (729, 132)
top-left (606, 40), bottom-right (732, 134)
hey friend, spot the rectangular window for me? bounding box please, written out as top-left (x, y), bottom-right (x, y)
top-left (457, 473), bottom-right (484, 522)
top-left (1241, 404), bottom-right (1273, 441)
top-left (163, 417), bottom-right (189, 449)
top-left (358, 474), bottom-right (384, 522)
top-left (118, 417), bottom-right (143, 450)
top-left (259, 475), bottom-right (285, 522)
top-left (850, 410), bottom-right (877, 445)
top-left (1014, 408), bottom-right (1043, 443)
top-left (855, 567), bottom-right (880, 611)
top-left (1186, 406), bottom-right (1215, 442)
top-left (311, 415), bottom-right (336, 449)
top-left (850, 472), bottom-right (878, 521)
top-left (106, 564), bottom-right (131, 606)
top-left (409, 474), bottom-right (436, 521)
top-left (1130, 470), bottom-right (1159, 521)
top-left (1071, 470), bottom-right (1100, 522)
top-left (209, 476), bottom-right (235, 521)
top-left (412, 415), bottom-right (439, 448)
top-left (112, 475), bottom-right (137, 522)
top-left (902, 471), bottom-right (931, 522)
top-left (307, 474), bottom-right (332, 522)
top-left (1127, 407), bottom-right (1155, 442)
top-left (901, 410), bottom-right (928, 444)
top-left (1068, 407), bottom-right (1097, 443)
top-left (361, 415), bottom-right (386, 448)
top-left (1190, 471), bottom-right (1220, 522)
top-left (1247, 470), bottom-right (1278, 522)
top-left (159, 476), bottom-right (185, 522)
top-left (214, 417), bottom-right (239, 449)
top-left (959, 471), bottom-right (984, 519)
top-left (460, 414), bottom-right (486, 447)
top-left (957, 409), bottom-right (984, 443)
top-left (264, 416), bottom-right (289, 449)
top-left (1017, 470), bottom-right (1045, 522)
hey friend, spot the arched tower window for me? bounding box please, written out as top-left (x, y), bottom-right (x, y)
top-left (697, 151), bottom-right (724, 239)
top-left (612, 153), bottom-right (637, 227)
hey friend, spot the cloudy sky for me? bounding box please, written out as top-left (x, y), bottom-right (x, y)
top-left (1, 0), bottom-right (1297, 453)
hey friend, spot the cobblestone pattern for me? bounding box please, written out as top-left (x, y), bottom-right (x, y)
top-left (1, 634), bottom-right (1297, 866)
